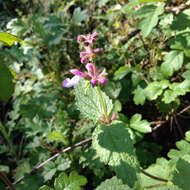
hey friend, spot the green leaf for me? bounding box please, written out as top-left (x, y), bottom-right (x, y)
top-left (170, 158), bottom-right (190, 190)
top-left (114, 66), bottom-right (132, 80)
top-left (168, 33), bottom-right (190, 57)
top-left (95, 176), bottom-right (132, 190)
top-left (130, 114), bottom-right (151, 133)
top-left (182, 70), bottom-right (190, 80)
top-left (72, 8), bottom-right (88, 25)
top-left (140, 158), bottom-right (171, 190)
top-left (133, 85), bottom-right (146, 105)
top-left (0, 32), bottom-right (23, 46)
top-left (160, 51), bottom-right (184, 78)
top-left (145, 80), bottom-right (169, 100)
top-left (39, 186), bottom-right (54, 190)
top-left (185, 131), bottom-right (190, 142)
top-left (15, 174), bottom-right (43, 190)
top-left (92, 122), bottom-right (140, 187)
top-left (54, 171), bottom-right (87, 190)
top-left (162, 80), bottom-right (190, 104)
top-left (103, 81), bottom-right (122, 99)
top-left (48, 131), bottom-right (68, 144)
top-left (135, 4), bottom-right (165, 37)
top-left (0, 63), bottom-right (15, 103)
top-left (74, 79), bottom-right (113, 122)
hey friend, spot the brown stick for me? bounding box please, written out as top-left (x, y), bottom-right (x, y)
top-left (6, 137), bottom-right (92, 188)
top-left (0, 171), bottom-right (16, 190)
top-left (165, 0), bottom-right (190, 14)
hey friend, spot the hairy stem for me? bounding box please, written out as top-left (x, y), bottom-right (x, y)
top-left (97, 85), bottom-right (109, 123)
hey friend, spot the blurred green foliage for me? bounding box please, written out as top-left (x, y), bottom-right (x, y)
top-left (1, 0), bottom-right (190, 189)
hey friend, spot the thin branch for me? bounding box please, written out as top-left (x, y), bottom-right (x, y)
top-left (0, 171), bottom-right (16, 190)
top-left (140, 169), bottom-right (168, 183)
top-left (150, 120), bottom-right (167, 131)
top-left (165, 0), bottom-right (190, 14)
top-left (177, 104), bottom-right (190, 116)
top-left (174, 114), bottom-right (184, 138)
top-left (8, 137), bottom-right (92, 187)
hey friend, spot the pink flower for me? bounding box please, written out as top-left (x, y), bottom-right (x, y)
top-left (77, 32), bottom-right (98, 46)
top-left (80, 46), bottom-right (94, 63)
top-left (85, 63), bottom-right (107, 85)
top-left (62, 64), bottom-right (107, 88)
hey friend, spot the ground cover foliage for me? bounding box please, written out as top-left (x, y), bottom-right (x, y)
top-left (1, 0), bottom-right (190, 189)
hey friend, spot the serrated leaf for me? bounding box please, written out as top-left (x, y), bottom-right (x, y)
top-left (170, 158), bottom-right (190, 190)
top-left (92, 122), bottom-right (140, 187)
top-left (95, 176), bottom-right (131, 190)
top-left (130, 114), bottom-right (151, 133)
top-left (0, 32), bottom-right (23, 46)
top-left (162, 80), bottom-right (190, 103)
top-left (48, 131), bottom-right (67, 144)
top-left (135, 4), bottom-right (164, 37)
top-left (160, 51), bottom-right (184, 78)
top-left (133, 85), bottom-right (146, 105)
top-left (140, 158), bottom-right (171, 190)
top-left (0, 63), bottom-right (15, 103)
top-left (74, 79), bottom-right (113, 122)
top-left (54, 171), bottom-right (87, 190)
top-left (44, 169), bottom-right (57, 182)
top-left (145, 80), bottom-right (169, 100)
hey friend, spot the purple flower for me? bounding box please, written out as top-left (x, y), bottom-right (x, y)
top-left (62, 75), bottom-right (80, 88)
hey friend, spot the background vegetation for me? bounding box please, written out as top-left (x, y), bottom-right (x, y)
top-left (1, 0), bottom-right (190, 189)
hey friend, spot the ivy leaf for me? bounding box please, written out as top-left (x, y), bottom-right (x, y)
top-left (170, 158), bottom-right (190, 190)
top-left (130, 114), bottom-right (151, 133)
top-left (0, 63), bottom-right (15, 103)
top-left (135, 4), bottom-right (164, 37)
top-left (160, 51), bottom-right (184, 78)
top-left (145, 80), bottom-right (169, 100)
top-left (95, 176), bottom-right (132, 190)
top-left (92, 122), bottom-right (140, 187)
top-left (74, 79), bottom-right (113, 122)
top-left (0, 32), bottom-right (23, 46)
top-left (54, 171), bottom-right (87, 190)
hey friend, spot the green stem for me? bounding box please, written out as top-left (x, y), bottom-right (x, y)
top-left (0, 121), bottom-right (17, 159)
top-left (97, 85), bottom-right (109, 123)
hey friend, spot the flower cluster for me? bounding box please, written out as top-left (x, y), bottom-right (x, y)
top-left (63, 63), bottom-right (107, 88)
top-left (62, 32), bottom-right (107, 88)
